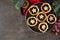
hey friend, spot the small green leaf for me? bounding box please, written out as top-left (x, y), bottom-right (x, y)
top-left (15, 0), bottom-right (24, 10)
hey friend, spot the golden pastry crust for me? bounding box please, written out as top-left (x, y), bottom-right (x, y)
top-left (36, 12), bottom-right (47, 22)
top-left (47, 14), bottom-right (57, 24)
top-left (26, 17), bottom-right (37, 27)
top-left (41, 3), bottom-right (52, 13)
top-left (22, 1), bottom-right (29, 8)
top-left (28, 5), bottom-right (39, 15)
top-left (38, 22), bottom-right (48, 33)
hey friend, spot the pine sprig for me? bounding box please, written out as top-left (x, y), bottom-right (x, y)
top-left (52, 0), bottom-right (60, 17)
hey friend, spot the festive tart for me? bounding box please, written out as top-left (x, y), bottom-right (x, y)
top-left (47, 14), bottom-right (57, 24)
top-left (41, 3), bottom-right (52, 13)
top-left (36, 12), bottom-right (47, 22)
top-left (27, 17), bottom-right (37, 26)
top-left (28, 5), bottom-right (39, 15)
top-left (38, 22), bottom-right (48, 33)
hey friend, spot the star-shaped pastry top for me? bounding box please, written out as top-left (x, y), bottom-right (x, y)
top-left (39, 15), bottom-right (44, 19)
top-left (42, 25), bottom-right (46, 30)
top-left (44, 6), bottom-right (48, 10)
top-left (32, 8), bottom-right (36, 13)
top-left (30, 19), bottom-right (35, 24)
top-left (49, 16), bottom-right (54, 21)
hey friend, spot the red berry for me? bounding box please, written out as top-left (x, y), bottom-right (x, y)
top-left (21, 7), bottom-right (28, 16)
top-left (28, 0), bottom-right (41, 4)
top-left (55, 32), bottom-right (58, 36)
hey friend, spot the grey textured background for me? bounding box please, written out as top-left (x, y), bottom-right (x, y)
top-left (0, 0), bottom-right (60, 40)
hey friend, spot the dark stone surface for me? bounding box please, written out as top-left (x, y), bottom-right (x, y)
top-left (0, 0), bottom-right (60, 40)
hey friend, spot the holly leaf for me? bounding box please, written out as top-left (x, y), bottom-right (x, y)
top-left (15, 0), bottom-right (24, 10)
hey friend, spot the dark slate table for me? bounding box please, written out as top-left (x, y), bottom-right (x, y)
top-left (0, 0), bottom-right (60, 40)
